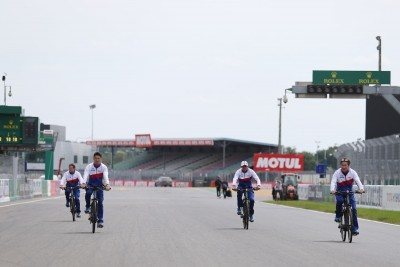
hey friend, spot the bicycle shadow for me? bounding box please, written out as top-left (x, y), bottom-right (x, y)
top-left (312, 240), bottom-right (348, 244)
top-left (44, 220), bottom-right (73, 223)
top-left (62, 231), bottom-right (102, 235)
top-left (216, 227), bottom-right (252, 231)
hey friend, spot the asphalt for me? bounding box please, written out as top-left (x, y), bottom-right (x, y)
top-left (0, 187), bottom-right (399, 267)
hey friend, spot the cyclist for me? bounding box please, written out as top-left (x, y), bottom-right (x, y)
top-left (83, 152), bottom-right (111, 228)
top-left (330, 157), bottom-right (364, 235)
top-left (232, 161), bottom-right (261, 222)
top-left (60, 163), bottom-right (86, 218)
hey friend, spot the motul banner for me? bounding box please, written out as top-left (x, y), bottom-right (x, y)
top-left (253, 153), bottom-right (304, 172)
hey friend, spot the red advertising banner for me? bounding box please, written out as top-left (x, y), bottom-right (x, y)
top-left (253, 153), bottom-right (304, 172)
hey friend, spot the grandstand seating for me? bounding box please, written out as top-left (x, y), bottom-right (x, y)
top-left (112, 150), bottom-right (254, 181)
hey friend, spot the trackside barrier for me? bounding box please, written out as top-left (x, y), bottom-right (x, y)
top-left (173, 182), bottom-right (192, 187)
top-left (0, 179), bottom-right (10, 203)
top-left (108, 179), bottom-right (193, 187)
top-left (4, 178), bottom-right (62, 203)
top-left (298, 184), bottom-right (309, 200)
top-left (298, 184), bottom-right (400, 211)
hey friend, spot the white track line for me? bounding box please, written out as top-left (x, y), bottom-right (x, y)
top-left (263, 201), bottom-right (400, 228)
top-left (0, 196), bottom-right (62, 208)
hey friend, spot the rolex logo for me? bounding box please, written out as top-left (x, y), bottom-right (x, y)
top-left (331, 72), bottom-right (337, 78)
top-left (9, 120), bottom-right (13, 125)
top-left (366, 72), bottom-right (372, 79)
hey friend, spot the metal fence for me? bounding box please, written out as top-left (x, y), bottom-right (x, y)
top-left (0, 154), bottom-right (42, 180)
top-left (335, 134), bottom-right (400, 185)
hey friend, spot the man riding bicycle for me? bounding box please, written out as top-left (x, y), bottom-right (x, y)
top-left (60, 163), bottom-right (86, 218)
top-left (83, 152), bottom-right (111, 228)
top-left (232, 161), bottom-right (261, 222)
top-left (330, 157), bottom-right (364, 235)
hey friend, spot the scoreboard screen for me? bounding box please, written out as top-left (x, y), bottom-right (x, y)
top-left (0, 116), bottom-right (38, 146)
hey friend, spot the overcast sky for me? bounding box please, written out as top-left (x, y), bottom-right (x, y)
top-left (1, 0), bottom-right (399, 152)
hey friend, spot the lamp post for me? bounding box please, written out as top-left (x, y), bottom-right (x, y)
top-left (2, 74), bottom-right (12, 105)
top-left (315, 140), bottom-right (321, 164)
top-left (376, 36), bottom-right (382, 71)
top-left (89, 104), bottom-right (96, 140)
top-left (277, 89), bottom-right (291, 154)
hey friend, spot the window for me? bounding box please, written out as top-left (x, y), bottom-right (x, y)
top-left (74, 155), bottom-right (78, 164)
top-left (83, 156), bottom-right (89, 164)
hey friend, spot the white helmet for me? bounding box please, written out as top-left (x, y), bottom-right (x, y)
top-left (240, 161), bottom-right (249, 167)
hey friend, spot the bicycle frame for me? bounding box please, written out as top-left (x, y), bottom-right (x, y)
top-left (87, 185), bottom-right (103, 233)
top-left (237, 188), bottom-right (255, 230)
top-left (64, 185), bottom-right (79, 221)
top-left (334, 190), bottom-right (361, 243)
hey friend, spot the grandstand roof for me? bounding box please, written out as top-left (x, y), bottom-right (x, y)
top-left (86, 137), bottom-right (277, 148)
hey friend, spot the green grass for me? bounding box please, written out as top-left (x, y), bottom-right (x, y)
top-left (266, 200), bottom-right (400, 225)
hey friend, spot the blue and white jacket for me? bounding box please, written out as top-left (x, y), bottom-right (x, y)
top-left (60, 171), bottom-right (84, 187)
top-left (330, 168), bottom-right (364, 192)
top-left (232, 168), bottom-right (261, 188)
top-left (83, 163), bottom-right (110, 187)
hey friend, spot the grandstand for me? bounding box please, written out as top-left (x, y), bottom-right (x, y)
top-left (87, 136), bottom-right (277, 185)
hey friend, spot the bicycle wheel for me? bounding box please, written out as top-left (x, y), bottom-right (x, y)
top-left (243, 200), bottom-right (249, 230)
top-left (348, 207), bottom-right (353, 243)
top-left (91, 200), bottom-right (97, 233)
top-left (341, 212), bottom-right (347, 242)
top-left (70, 196), bottom-right (76, 222)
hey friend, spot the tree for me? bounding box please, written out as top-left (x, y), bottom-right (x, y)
top-left (301, 151), bottom-right (317, 171)
top-left (284, 146), bottom-right (297, 154)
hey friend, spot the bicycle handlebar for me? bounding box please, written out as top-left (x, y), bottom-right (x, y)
top-left (60, 185), bottom-right (81, 190)
top-left (232, 187), bottom-right (260, 192)
top-left (333, 190), bottom-right (364, 195)
top-left (85, 185), bottom-right (112, 191)
top-left (86, 185), bottom-right (106, 190)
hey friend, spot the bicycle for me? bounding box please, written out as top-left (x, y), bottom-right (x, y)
top-left (234, 187), bottom-right (258, 230)
top-left (61, 185), bottom-right (80, 222)
top-left (334, 190), bottom-right (363, 243)
top-left (87, 185), bottom-right (104, 233)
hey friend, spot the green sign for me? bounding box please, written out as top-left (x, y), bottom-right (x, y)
top-left (0, 115), bottom-right (39, 146)
top-left (0, 105), bottom-right (22, 115)
top-left (0, 115), bottom-right (24, 145)
top-left (313, 71), bottom-right (391, 85)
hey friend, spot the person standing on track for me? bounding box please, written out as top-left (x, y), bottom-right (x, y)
top-left (215, 176), bottom-right (222, 198)
top-left (222, 179), bottom-right (229, 198)
top-left (232, 161), bottom-right (261, 222)
top-left (330, 157), bottom-right (364, 235)
top-left (83, 152), bottom-right (111, 228)
top-left (59, 164), bottom-right (86, 218)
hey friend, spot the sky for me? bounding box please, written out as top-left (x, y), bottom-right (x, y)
top-left (1, 0), bottom-right (399, 152)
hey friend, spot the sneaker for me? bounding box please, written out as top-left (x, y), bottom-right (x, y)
top-left (97, 222), bottom-right (104, 228)
top-left (76, 213), bottom-right (81, 218)
top-left (352, 230), bottom-right (359, 236)
top-left (84, 207), bottom-right (90, 214)
top-left (66, 202), bottom-right (70, 208)
top-left (250, 215), bottom-right (254, 222)
top-left (334, 217), bottom-right (341, 223)
top-left (237, 208), bottom-right (242, 216)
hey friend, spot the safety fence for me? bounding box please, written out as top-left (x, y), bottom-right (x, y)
top-left (298, 184), bottom-right (400, 211)
top-left (0, 178), bottom-right (61, 203)
top-left (335, 134), bottom-right (400, 185)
